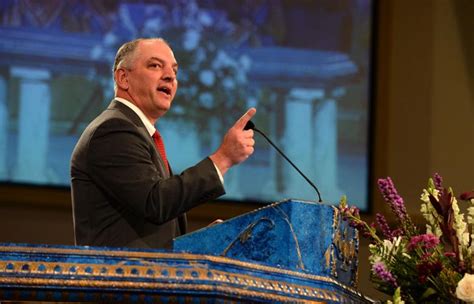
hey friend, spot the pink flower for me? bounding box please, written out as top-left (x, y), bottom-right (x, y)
top-left (444, 252), bottom-right (456, 258)
top-left (407, 234), bottom-right (440, 252)
top-left (459, 191), bottom-right (474, 201)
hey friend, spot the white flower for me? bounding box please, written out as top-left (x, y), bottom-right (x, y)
top-left (178, 70), bottom-right (189, 82)
top-left (382, 236), bottom-right (402, 253)
top-left (419, 189), bottom-right (442, 237)
top-left (172, 104), bottom-right (185, 114)
top-left (368, 244), bottom-right (381, 264)
top-left (222, 77), bottom-right (235, 89)
top-left (104, 32), bottom-right (118, 46)
top-left (189, 86), bottom-right (198, 96)
top-left (247, 96), bottom-right (258, 108)
top-left (393, 236), bottom-right (402, 248)
top-left (468, 201), bottom-right (474, 254)
top-left (90, 45), bottom-right (103, 60)
top-left (199, 70), bottom-right (215, 87)
top-left (143, 18), bottom-right (162, 35)
top-left (383, 239), bottom-right (395, 251)
top-left (119, 5), bottom-right (138, 36)
top-left (387, 299), bottom-right (405, 304)
top-left (185, 1), bottom-right (199, 17)
top-left (468, 204), bottom-right (474, 225)
top-left (451, 195), bottom-right (469, 260)
top-left (183, 29), bottom-right (201, 51)
top-left (199, 92), bottom-right (214, 109)
top-left (420, 188), bottom-right (436, 203)
top-left (194, 47), bottom-right (206, 64)
top-left (368, 236), bottom-right (407, 269)
top-left (212, 50), bottom-right (234, 69)
top-left (239, 55), bottom-right (252, 70)
top-left (456, 273), bottom-right (474, 303)
top-left (198, 11), bottom-right (212, 26)
top-left (235, 70), bottom-right (246, 83)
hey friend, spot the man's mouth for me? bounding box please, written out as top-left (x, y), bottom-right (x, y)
top-left (157, 86), bottom-right (171, 96)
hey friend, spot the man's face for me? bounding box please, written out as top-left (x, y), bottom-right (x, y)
top-left (124, 40), bottom-right (178, 121)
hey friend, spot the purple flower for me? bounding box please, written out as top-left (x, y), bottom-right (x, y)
top-left (433, 173), bottom-right (443, 192)
top-left (339, 205), bottom-right (377, 242)
top-left (377, 177), bottom-right (408, 221)
top-left (376, 213), bottom-right (393, 239)
top-left (372, 261), bottom-right (398, 287)
top-left (391, 228), bottom-right (403, 238)
top-left (407, 234), bottom-right (440, 252)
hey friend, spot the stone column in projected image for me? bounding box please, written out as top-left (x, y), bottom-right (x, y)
top-left (312, 93), bottom-right (343, 203)
top-left (159, 119), bottom-right (200, 177)
top-left (0, 75), bottom-right (7, 179)
top-left (282, 88), bottom-right (341, 202)
top-left (11, 67), bottom-right (51, 183)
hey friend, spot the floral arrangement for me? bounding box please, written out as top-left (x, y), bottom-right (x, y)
top-left (92, 0), bottom-right (255, 136)
top-left (339, 173), bottom-right (474, 303)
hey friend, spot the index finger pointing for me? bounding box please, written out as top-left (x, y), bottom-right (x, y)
top-left (234, 107), bottom-right (257, 130)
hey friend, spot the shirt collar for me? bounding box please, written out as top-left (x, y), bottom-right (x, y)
top-left (115, 97), bottom-right (156, 136)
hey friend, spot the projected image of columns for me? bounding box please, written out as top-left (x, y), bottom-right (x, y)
top-left (11, 67), bottom-right (52, 184)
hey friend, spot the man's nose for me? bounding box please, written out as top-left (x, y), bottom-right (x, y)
top-left (161, 67), bottom-right (175, 82)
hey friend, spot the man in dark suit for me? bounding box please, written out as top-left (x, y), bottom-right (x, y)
top-left (71, 38), bottom-right (256, 249)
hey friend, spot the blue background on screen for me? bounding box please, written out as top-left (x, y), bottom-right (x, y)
top-left (0, 0), bottom-right (372, 210)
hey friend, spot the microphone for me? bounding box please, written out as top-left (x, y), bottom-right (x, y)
top-left (244, 121), bottom-right (323, 203)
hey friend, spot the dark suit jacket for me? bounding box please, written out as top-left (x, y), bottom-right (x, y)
top-left (71, 100), bottom-right (225, 249)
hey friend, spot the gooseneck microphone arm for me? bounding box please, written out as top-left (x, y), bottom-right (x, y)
top-left (244, 121), bottom-right (323, 203)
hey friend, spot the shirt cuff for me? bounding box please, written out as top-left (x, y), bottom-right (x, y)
top-left (211, 160), bottom-right (224, 185)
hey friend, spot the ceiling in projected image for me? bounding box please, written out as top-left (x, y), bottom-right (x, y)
top-left (0, 0), bottom-right (373, 210)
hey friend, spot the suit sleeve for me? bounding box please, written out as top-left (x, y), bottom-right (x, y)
top-left (86, 118), bottom-right (225, 225)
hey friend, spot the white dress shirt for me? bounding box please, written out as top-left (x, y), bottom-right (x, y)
top-left (114, 97), bottom-right (224, 184)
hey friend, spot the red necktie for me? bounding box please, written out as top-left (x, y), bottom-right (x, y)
top-left (152, 130), bottom-right (169, 173)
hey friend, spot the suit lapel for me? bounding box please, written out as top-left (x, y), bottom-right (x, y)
top-left (108, 100), bottom-right (170, 178)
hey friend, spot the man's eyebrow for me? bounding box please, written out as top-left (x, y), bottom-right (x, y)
top-left (148, 57), bottom-right (178, 69)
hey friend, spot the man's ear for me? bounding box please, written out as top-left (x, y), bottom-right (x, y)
top-left (114, 68), bottom-right (129, 90)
